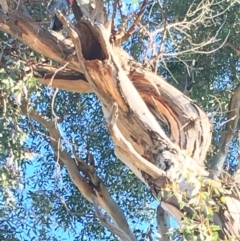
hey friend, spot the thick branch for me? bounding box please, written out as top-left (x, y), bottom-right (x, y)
top-left (0, 10), bottom-right (83, 72)
top-left (210, 83), bottom-right (240, 175)
top-left (32, 64), bottom-right (91, 93)
top-left (21, 106), bottom-right (136, 240)
top-left (92, 196), bottom-right (132, 241)
top-left (21, 107), bottom-right (94, 201)
top-left (156, 205), bottom-right (170, 241)
top-left (3, 1), bottom-right (240, 238)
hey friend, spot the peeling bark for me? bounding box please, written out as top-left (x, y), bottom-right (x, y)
top-left (0, 10), bottom-right (82, 72)
top-left (1, 1), bottom-right (240, 239)
top-left (32, 64), bottom-right (91, 93)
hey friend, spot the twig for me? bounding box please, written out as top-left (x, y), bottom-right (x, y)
top-left (48, 63), bottom-right (69, 141)
top-left (49, 62), bottom-right (69, 87)
top-left (51, 88), bottom-right (59, 121)
top-left (162, 31), bottom-right (229, 57)
top-left (58, 195), bottom-right (92, 217)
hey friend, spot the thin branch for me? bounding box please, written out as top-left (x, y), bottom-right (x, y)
top-left (48, 63), bottom-right (70, 121)
top-left (21, 106), bottom-right (94, 202)
top-left (147, 0), bottom-right (231, 64)
top-left (0, 10), bottom-right (82, 72)
top-left (120, 0), bottom-right (148, 43)
top-left (49, 62), bottom-right (70, 87)
top-left (51, 88), bottom-right (60, 121)
top-left (162, 31), bottom-right (229, 57)
top-left (57, 195), bottom-right (93, 218)
top-left (222, 41), bottom-right (240, 56)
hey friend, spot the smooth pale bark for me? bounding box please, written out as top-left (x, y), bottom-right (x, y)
top-left (1, 1), bottom-right (240, 239)
top-left (156, 205), bottom-right (171, 241)
top-left (210, 83), bottom-right (240, 175)
top-left (21, 105), bottom-right (137, 241)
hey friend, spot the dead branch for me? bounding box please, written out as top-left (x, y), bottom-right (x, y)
top-left (106, 102), bottom-right (166, 183)
top-left (30, 64), bottom-right (91, 93)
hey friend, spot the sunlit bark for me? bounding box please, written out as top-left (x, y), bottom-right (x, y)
top-left (1, 0), bottom-right (240, 239)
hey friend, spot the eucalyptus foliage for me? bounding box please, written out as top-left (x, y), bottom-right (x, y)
top-left (0, 0), bottom-right (240, 240)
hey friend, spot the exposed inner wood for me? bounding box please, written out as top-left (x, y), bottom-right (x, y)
top-left (0, 4), bottom-right (240, 239)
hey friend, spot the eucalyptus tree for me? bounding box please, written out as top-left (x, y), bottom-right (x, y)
top-left (0, 0), bottom-right (240, 240)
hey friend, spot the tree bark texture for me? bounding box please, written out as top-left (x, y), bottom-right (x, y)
top-left (1, 2), bottom-right (240, 239)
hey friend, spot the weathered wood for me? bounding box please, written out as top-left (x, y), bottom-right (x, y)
top-left (32, 64), bottom-right (91, 92)
top-left (0, 10), bottom-right (81, 71)
top-left (1, 2), bottom-right (240, 239)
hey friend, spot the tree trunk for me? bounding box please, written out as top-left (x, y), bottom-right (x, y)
top-left (1, 1), bottom-right (240, 239)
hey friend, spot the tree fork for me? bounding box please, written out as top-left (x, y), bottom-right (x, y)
top-left (1, 1), bottom-right (240, 239)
